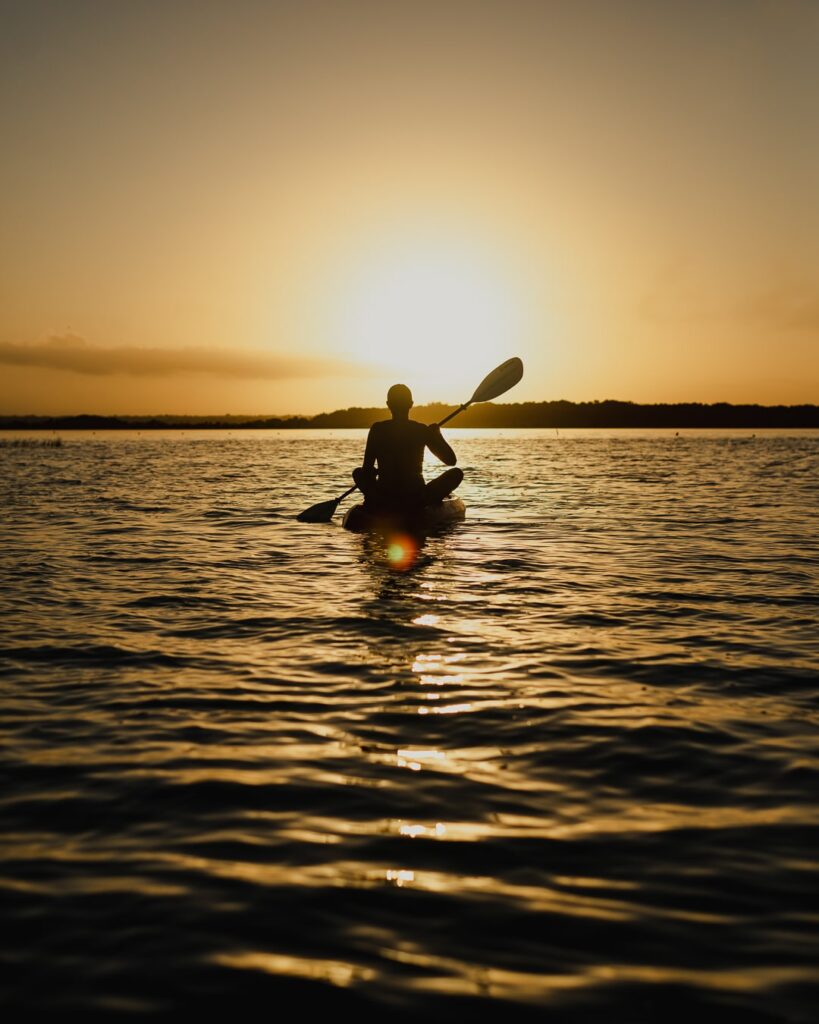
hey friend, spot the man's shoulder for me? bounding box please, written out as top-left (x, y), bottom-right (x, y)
top-left (368, 419), bottom-right (391, 444)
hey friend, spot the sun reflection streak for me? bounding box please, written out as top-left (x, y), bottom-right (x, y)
top-left (412, 653), bottom-right (465, 673)
top-left (418, 673), bottom-right (464, 686)
top-left (417, 703), bottom-right (473, 715)
top-left (398, 822), bottom-right (447, 839)
top-left (396, 748), bottom-right (445, 771)
top-left (412, 654), bottom-right (443, 670)
top-left (385, 869), bottom-right (415, 887)
top-left (212, 951), bottom-right (374, 987)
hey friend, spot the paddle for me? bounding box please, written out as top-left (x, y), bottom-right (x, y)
top-left (296, 356), bottom-right (524, 523)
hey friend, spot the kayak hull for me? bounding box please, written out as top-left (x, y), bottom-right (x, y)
top-left (342, 497), bottom-right (466, 534)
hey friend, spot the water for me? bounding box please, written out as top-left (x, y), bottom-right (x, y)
top-left (1, 429), bottom-right (818, 1021)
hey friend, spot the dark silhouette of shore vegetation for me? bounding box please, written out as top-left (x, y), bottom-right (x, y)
top-left (2, 400), bottom-right (818, 431)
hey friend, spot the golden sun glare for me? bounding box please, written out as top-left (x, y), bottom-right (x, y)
top-left (328, 234), bottom-right (529, 399)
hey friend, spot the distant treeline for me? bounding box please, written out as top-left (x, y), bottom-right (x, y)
top-left (2, 400), bottom-right (819, 430)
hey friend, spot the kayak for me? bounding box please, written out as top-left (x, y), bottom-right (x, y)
top-left (342, 497), bottom-right (466, 534)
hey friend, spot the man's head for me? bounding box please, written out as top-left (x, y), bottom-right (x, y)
top-left (387, 383), bottom-right (413, 415)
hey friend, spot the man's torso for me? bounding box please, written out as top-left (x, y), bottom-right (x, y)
top-left (370, 419), bottom-right (429, 494)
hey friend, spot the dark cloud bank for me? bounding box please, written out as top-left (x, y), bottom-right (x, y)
top-left (0, 337), bottom-right (370, 379)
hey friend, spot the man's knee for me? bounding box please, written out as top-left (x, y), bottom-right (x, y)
top-left (353, 467), bottom-right (378, 496)
top-left (427, 467), bottom-right (463, 501)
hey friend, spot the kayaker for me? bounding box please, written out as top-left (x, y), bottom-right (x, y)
top-left (353, 384), bottom-right (463, 511)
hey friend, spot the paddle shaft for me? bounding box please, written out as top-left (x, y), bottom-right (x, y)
top-left (437, 402), bottom-right (470, 428)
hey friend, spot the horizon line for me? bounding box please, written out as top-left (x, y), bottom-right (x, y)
top-left (2, 397), bottom-right (819, 431)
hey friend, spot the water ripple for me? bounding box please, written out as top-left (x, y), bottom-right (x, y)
top-left (1, 428), bottom-right (818, 1020)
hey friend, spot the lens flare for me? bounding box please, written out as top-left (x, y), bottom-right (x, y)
top-left (385, 533), bottom-right (417, 571)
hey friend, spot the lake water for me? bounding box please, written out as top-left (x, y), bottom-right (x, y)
top-left (1, 429), bottom-right (818, 1021)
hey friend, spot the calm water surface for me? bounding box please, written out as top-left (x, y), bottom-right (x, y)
top-left (1, 429), bottom-right (818, 1020)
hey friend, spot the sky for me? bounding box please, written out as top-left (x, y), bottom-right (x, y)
top-left (1, 0), bottom-right (817, 415)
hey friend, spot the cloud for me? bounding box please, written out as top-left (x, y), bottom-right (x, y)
top-left (41, 332), bottom-right (91, 349)
top-left (0, 336), bottom-right (376, 379)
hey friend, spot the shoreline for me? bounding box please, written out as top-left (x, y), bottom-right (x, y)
top-left (2, 399), bottom-right (819, 431)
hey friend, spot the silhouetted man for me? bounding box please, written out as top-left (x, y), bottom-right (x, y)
top-left (353, 384), bottom-right (463, 511)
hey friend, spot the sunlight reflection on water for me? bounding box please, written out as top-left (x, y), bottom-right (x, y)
top-left (1, 429), bottom-right (818, 1019)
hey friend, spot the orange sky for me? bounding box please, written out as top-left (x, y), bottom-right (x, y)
top-left (1, 0), bottom-right (817, 414)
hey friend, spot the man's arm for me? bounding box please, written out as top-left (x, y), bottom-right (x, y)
top-left (426, 423), bottom-right (457, 466)
top-left (362, 424), bottom-right (378, 473)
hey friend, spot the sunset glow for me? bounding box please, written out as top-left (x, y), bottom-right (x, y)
top-left (1, 2), bottom-right (816, 415)
top-left (329, 233), bottom-right (528, 397)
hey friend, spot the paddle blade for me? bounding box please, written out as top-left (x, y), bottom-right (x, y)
top-left (470, 356), bottom-right (524, 404)
top-left (296, 497), bottom-right (340, 523)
